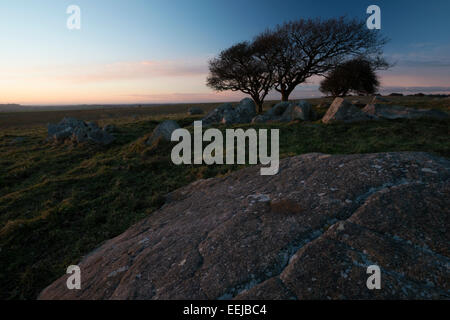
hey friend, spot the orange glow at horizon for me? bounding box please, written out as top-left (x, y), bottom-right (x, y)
top-left (1, 60), bottom-right (449, 105)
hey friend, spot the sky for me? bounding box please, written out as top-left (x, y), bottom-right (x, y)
top-left (0, 0), bottom-right (449, 105)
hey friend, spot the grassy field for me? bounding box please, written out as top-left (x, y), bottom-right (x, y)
top-left (0, 96), bottom-right (449, 299)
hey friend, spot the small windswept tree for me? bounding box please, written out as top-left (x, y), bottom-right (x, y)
top-left (319, 58), bottom-right (380, 97)
top-left (206, 41), bottom-right (274, 113)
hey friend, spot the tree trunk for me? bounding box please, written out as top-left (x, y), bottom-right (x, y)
top-left (251, 96), bottom-right (263, 113)
top-left (256, 101), bottom-right (263, 113)
top-left (281, 87), bottom-right (295, 102)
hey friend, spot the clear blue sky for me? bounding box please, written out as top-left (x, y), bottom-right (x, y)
top-left (0, 0), bottom-right (449, 104)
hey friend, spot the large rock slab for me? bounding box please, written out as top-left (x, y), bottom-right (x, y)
top-left (322, 98), bottom-right (374, 123)
top-left (39, 152), bottom-right (450, 300)
top-left (363, 104), bottom-right (449, 120)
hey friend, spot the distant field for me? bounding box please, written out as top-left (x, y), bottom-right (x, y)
top-left (1, 95), bottom-right (448, 129)
top-left (0, 103), bottom-right (222, 129)
top-left (0, 95), bottom-right (449, 299)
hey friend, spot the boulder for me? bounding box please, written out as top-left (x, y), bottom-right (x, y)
top-left (221, 108), bottom-right (240, 125)
top-left (362, 104), bottom-right (449, 120)
top-left (60, 117), bottom-right (86, 128)
top-left (200, 98), bottom-right (256, 126)
top-left (316, 102), bottom-right (331, 110)
top-left (38, 152), bottom-right (450, 300)
top-left (86, 121), bottom-right (99, 130)
top-left (286, 101), bottom-right (315, 121)
top-left (251, 114), bottom-right (270, 124)
top-left (279, 104), bottom-right (298, 122)
top-left (146, 120), bottom-right (180, 145)
top-left (103, 124), bottom-right (116, 133)
top-left (87, 130), bottom-right (115, 145)
top-left (72, 127), bottom-right (88, 143)
top-left (46, 118), bottom-right (115, 145)
top-left (252, 100), bottom-right (315, 123)
top-left (322, 98), bottom-right (374, 123)
top-left (53, 127), bottom-right (73, 141)
top-left (310, 107), bottom-right (318, 121)
top-left (351, 100), bottom-right (366, 108)
top-left (233, 98), bottom-right (257, 121)
top-left (270, 102), bottom-right (292, 117)
top-left (188, 107), bottom-right (204, 115)
top-left (201, 103), bottom-right (234, 126)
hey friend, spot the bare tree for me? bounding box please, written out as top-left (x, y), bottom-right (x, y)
top-left (206, 41), bottom-right (274, 113)
top-left (254, 17), bottom-right (389, 101)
